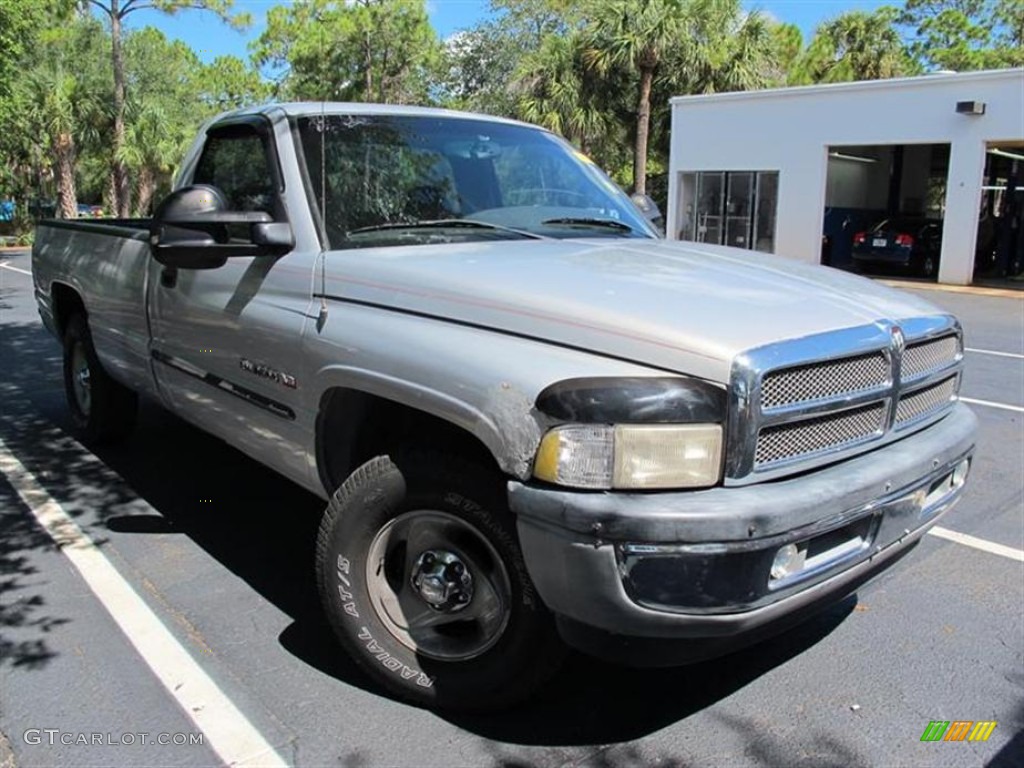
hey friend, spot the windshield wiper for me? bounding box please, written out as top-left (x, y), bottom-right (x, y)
top-left (347, 219), bottom-right (546, 240)
top-left (540, 217), bottom-right (636, 233)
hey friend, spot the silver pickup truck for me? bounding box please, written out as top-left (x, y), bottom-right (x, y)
top-left (33, 103), bottom-right (977, 711)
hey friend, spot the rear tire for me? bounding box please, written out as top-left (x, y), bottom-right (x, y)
top-left (315, 452), bottom-right (565, 711)
top-left (62, 314), bottom-right (137, 443)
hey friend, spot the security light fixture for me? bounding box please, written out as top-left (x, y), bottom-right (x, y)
top-left (956, 101), bottom-right (986, 116)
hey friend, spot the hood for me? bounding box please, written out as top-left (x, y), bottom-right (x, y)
top-left (324, 238), bottom-right (941, 382)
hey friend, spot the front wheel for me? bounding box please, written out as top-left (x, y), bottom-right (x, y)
top-left (315, 453), bottom-right (565, 711)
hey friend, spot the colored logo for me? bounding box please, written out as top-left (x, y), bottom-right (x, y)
top-left (920, 720), bottom-right (997, 742)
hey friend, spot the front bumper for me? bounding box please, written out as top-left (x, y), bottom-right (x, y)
top-left (509, 404), bottom-right (976, 663)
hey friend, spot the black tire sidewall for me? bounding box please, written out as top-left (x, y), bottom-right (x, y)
top-left (62, 315), bottom-right (97, 432)
top-left (316, 455), bottom-right (559, 710)
top-left (62, 314), bottom-right (136, 442)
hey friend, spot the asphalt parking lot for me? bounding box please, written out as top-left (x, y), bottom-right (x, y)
top-left (1, 247), bottom-right (1021, 768)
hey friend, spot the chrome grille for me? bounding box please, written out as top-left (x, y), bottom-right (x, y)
top-left (755, 403), bottom-right (886, 467)
top-left (902, 335), bottom-right (959, 381)
top-left (761, 352), bottom-right (889, 410)
top-left (896, 376), bottom-right (958, 426)
top-left (727, 316), bottom-right (964, 485)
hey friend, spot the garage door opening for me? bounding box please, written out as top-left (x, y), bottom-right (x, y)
top-left (820, 143), bottom-right (950, 281)
top-left (975, 144), bottom-right (1024, 282)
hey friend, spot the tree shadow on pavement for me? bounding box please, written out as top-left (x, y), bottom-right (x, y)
top-left (0, 320), bottom-right (72, 672)
top-left (0, 477), bottom-right (69, 671)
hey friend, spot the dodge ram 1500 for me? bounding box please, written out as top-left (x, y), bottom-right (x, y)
top-left (33, 102), bottom-right (976, 710)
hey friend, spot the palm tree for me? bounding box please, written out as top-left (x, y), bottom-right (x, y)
top-left (121, 103), bottom-right (189, 216)
top-left (515, 31), bottom-right (610, 154)
top-left (84, 1), bottom-right (246, 216)
top-left (23, 31), bottom-right (86, 219)
top-left (793, 8), bottom-right (916, 84)
top-left (583, 0), bottom-right (682, 195)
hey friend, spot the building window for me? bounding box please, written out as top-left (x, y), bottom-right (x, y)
top-left (679, 170), bottom-right (779, 253)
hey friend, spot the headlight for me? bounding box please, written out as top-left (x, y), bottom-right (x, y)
top-left (534, 423), bottom-right (723, 490)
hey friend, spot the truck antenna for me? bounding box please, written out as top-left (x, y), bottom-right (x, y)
top-left (316, 17), bottom-right (329, 332)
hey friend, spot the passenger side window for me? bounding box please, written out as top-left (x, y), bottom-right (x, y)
top-left (193, 130), bottom-right (275, 213)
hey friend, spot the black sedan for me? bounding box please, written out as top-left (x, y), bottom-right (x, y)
top-left (851, 217), bottom-right (942, 277)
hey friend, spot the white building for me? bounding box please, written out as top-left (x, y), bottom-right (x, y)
top-left (666, 69), bottom-right (1024, 285)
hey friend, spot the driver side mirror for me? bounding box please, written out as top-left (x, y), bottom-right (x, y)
top-left (149, 185), bottom-right (295, 269)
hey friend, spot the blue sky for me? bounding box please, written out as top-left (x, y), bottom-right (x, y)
top-left (130, 0), bottom-right (895, 67)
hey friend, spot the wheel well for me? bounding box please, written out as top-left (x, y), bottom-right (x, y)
top-left (316, 388), bottom-right (503, 494)
top-left (51, 282), bottom-right (86, 336)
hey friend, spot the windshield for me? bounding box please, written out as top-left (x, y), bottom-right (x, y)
top-left (296, 114), bottom-right (657, 249)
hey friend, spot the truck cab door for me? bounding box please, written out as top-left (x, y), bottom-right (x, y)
top-left (149, 117), bottom-right (316, 489)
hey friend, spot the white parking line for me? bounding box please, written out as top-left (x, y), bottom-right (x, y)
top-left (960, 397), bottom-right (1024, 413)
top-left (966, 347), bottom-right (1024, 360)
top-left (0, 261), bottom-right (31, 276)
top-left (929, 526), bottom-right (1024, 563)
top-left (0, 438), bottom-right (289, 768)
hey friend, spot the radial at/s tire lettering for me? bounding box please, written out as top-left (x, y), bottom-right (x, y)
top-left (315, 452), bottom-right (565, 711)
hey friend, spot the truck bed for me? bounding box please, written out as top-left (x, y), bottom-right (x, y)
top-left (37, 217), bottom-right (152, 239)
top-left (32, 217), bottom-right (158, 398)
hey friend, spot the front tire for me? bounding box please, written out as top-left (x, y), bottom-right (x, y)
top-left (315, 453), bottom-right (565, 711)
top-left (62, 314), bottom-right (137, 443)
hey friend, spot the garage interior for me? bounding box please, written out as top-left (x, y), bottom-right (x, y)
top-left (977, 143), bottom-right (1024, 282)
top-left (821, 141), bottom-right (1024, 285)
top-left (820, 143), bottom-right (949, 280)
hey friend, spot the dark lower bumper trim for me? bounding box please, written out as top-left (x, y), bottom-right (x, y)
top-left (557, 541), bottom-right (917, 667)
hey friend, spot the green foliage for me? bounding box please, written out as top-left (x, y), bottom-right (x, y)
top-left (0, 0), bottom-right (73, 101)
top-left (88, 0), bottom-right (250, 215)
top-left (144, 0), bottom-right (250, 28)
top-left (791, 7), bottom-right (919, 84)
top-left (199, 55), bottom-right (271, 112)
top-left (252, 0), bottom-right (441, 104)
top-left (449, 0), bottom-right (788, 191)
top-left (767, 24), bottom-right (804, 85)
top-left (901, 0), bottom-right (1024, 70)
top-left (13, 17), bottom-right (112, 217)
top-left (436, 0), bottom-right (582, 115)
top-left (515, 31), bottom-right (613, 152)
top-left (2, 0), bottom-right (1020, 225)
top-left (0, 3), bottom-right (266, 219)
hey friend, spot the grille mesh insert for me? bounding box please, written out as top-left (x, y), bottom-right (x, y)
top-left (755, 403), bottom-right (887, 466)
top-left (760, 352), bottom-right (890, 410)
top-left (896, 376), bottom-right (958, 426)
top-left (901, 335), bottom-right (959, 381)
